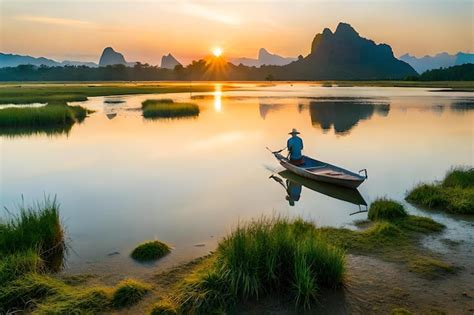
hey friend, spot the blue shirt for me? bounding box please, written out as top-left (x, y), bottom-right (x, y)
top-left (287, 135), bottom-right (303, 160)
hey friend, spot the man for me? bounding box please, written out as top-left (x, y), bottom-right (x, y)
top-left (287, 128), bottom-right (304, 165)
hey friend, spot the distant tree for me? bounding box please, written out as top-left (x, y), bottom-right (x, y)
top-left (265, 74), bottom-right (275, 81)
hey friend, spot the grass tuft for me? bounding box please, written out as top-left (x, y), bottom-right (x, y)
top-left (442, 166), bottom-right (474, 188)
top-left (112, 279), bottom-right (151, 308)
top-left (131, 240), bottom-right (171, 261)
top-left (0, 197), bottom-right (65, 271)
top-left (0, 250), bottom-right (43, 284)
top-left (176, 217), bottom-right (345, 312)
top-left (408, 257), bottom-right (456, 279)
top-left (142, 99), bottom-right (199, 119)
top-left (368, 198), bottom-right (407, 221)
top-left (150, 299), bottom-right (178, 315)
top-left (406, 167), bottom-right (474, 214)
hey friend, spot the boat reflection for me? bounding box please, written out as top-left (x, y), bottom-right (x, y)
top-left (270, 170), bottom-right (367, 215)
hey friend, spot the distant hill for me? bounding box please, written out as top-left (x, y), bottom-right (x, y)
top-left (266, 22), bottom-right (417, 80)
top-left (0, 53), bottom-right (98, 68)
top-left (99, 47), bottom-right (128, 66)
top-left (400, 52), bottom-right (474, 74)
top-left (415, 63), bottom-right (474, 81)
top-left (231, 48), bottom-right (296, 67)
top-left (160, 53), bottom-right (181, 69)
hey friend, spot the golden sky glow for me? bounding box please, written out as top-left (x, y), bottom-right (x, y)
top-left (0, 0), bottom-right (472, 65)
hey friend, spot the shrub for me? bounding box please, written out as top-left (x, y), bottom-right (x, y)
top-left (368, 198), bottom-right (407, 221)
top-left (112, 279), bottom-right (151, 308)
top-left (131, 240), bottom-right (171, 261)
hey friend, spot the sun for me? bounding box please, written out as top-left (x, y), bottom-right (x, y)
top-left (212, 47), bottom-right (223, 57)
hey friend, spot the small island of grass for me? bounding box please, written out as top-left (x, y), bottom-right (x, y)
top-left (131, 240), bottom-right (171, 262)
top-left (0, 102), bottom-right (90, 136)
top-left (141, 99), bottom-right (199, 119)
top-left (406, 167), bottom-right (474, 215)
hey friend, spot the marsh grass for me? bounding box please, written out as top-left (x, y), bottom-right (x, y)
top-left (0, 102), bottom-right (88, 127)
top-left (142, 99), bottom-right (199, 119)
top-left (0, 84), bottom-right (221, 105)
top-left (317, 199), bottom-right (451, 279)
top-left (176, 217), bottom-right (345, 312)
top-left (112, 279), bottom-right (151, 308)
top-left (0, 197), bottom-right (66, 271)
top-left (131, 240), bottom-right (171, 261)
top-left (368, 198), bottom-right (407, 221)
top-left (406, 167), bottom-right (474, 214)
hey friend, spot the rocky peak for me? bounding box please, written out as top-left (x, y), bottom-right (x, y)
top-left (161, 53), bottom-right (181, 69)
top-left (334, 22), bottom-right (359, 37)
top-left (99, 47), bottom-right (127, 66)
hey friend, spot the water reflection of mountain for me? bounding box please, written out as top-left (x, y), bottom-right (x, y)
top-left (451, 99), bottom-right (474, 112)
top-left (307, 98), bottom-right (390, 135)
top-left (259, 103), bottom-right (285, 119)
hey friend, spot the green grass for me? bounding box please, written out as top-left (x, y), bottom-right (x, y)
top-left (0, 197), bottom-right (66, 271)
top-left (368, 198), bottom-right (408, 221)
top-left (406, 167), bottom-right (474, 214)
top-left (0, 250), bottom-right (43, 284)
top-left (0, 83), bottom-right (225, 105)
top-left (316, 199), bottom-right (450, 279)
top-left (112, 279), bottom-right (151, 308)
top-left (0, 102), bottom-right (89, 136)
top-left (141, 99), bottom-right (200, 119)
top-left (176, 217), bottom-right (345, 312)
top-left (442, 167), bottom-right (474, 189)
top-left (131, 240), bottom-right (171, 261)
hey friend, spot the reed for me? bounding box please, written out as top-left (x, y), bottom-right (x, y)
top-left (0, 197), bottom-right (65, 271)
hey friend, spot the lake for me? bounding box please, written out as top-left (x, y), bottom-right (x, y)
top-left (1, 83), bottom-right (473, 278)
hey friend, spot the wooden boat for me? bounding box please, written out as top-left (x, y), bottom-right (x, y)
top-left (270, 151), bottom-right (367, 189)
top-left (277, 170), bottom-right (367, 206)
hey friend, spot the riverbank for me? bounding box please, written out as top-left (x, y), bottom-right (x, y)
top-left (1, 197), bottom-right (473, 314)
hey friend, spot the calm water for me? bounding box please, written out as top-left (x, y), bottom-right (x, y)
top-left (1, 84), bottom-right (473, 277)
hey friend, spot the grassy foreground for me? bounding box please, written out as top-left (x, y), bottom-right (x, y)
top-left (142, 99), bottom-right (199, 119)
top-left (406, 167), bottom-right (474, 214)
top-left (0, 196), bottom-right (453, 313)
top-left (0, 199), bottom-right (153, 313)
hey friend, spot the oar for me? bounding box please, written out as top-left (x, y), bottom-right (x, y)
top-left (266, 146), bottom-right (286, 154)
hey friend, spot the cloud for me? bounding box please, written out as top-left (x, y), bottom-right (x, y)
top-left (15, 15), bottom-right (95, 28)
top-left (178, 1), bottom-right (241, 26)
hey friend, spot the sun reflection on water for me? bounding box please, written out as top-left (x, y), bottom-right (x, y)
top-left (214, 84), bottom-right (222, 112)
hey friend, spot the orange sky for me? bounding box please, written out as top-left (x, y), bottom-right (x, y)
top-left (1, 0), bottom-right (472, 65)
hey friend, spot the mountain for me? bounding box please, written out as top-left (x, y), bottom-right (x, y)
top-left (160, 53), bottom-right (181, 69)
top-left (231, 48), bottom-right (296, 67)
top-left (268, 22), bottom-right (417, 80)
top-left (0, 53), bottom-right (99, 68)
top-left (99, 47), bottom-right (127, 66)
top-left (0, 53), bottom-right (59, 67)
top-left (400, 52), bottom-right (474, 74)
